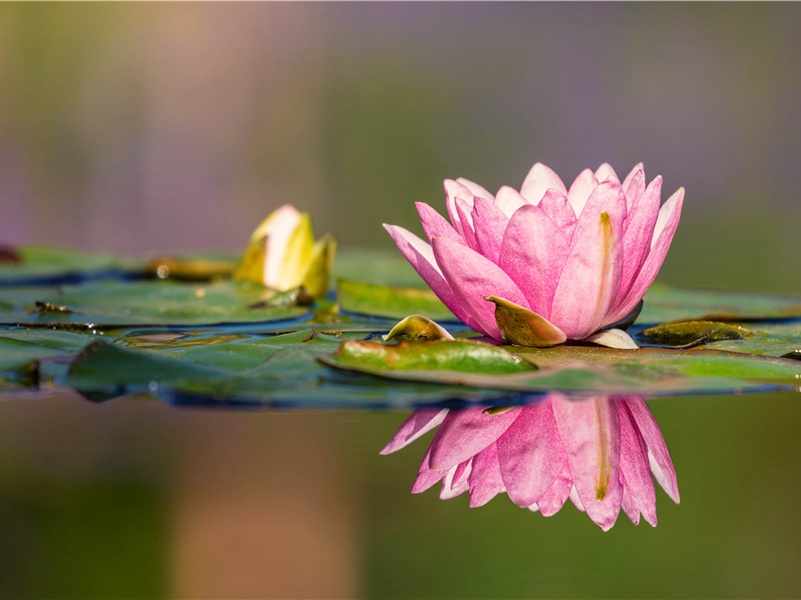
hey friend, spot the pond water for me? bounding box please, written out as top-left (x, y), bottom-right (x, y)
top-left (1, 389), bottom-right (800, 598)
top-left (2, 248), bottom-right (801, 598)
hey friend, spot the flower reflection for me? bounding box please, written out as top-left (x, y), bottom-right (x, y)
top-left (382, 394), bottom-right (679, 530)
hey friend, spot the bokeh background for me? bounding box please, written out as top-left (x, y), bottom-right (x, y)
top-left (2, 3), bottom-right (801, 599)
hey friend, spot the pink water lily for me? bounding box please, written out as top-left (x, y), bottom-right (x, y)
top-left (384, 163), bottom-right (684, 348)
top-left (381, 394), bottom-right (680, 530)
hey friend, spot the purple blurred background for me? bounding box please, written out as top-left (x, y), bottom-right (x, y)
top-left (2, 3), bottom-right (800, 290)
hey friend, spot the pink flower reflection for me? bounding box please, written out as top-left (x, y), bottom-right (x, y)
top-left (382, 394), bottom-right (679, 530)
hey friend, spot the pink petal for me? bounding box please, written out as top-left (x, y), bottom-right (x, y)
top-left (538, 188), bottom-right (578, 233)
top-left (567, 180), bottom-right (627, 249)
top-left (567, 168), bottom-right (599, 217)
top-left (620, 483), bottom-right (640, 526)
top-left (469, 442), bottom-right (505, 508)
top-left (621, 162), bottom-right (645, 196)
top-left (498, 204), bottom-right (570, 318)
top-left (415, 202), bottom-right (464, 245)
top-left (444, 179), bottom-right (476, 238)
top-left (456, 177), bottom-right (494, 202)
top-left (595, 163), bottom-right (619, 184)
top-left (493, 185), bottom-right (528, 218)
top-left (471, 196), bottom-right (510, 265)
top-left (622, 167), bottom-right (646, 212)
top-left (625, 398), bottom-right (680, 503)
top-left (455, 198), bottom-right (479, 252)
top-left (618, 399), bottom-right (658, 526)
top-left (617, 187), bottom-right (684, 319)
top-left (617, 175), bottom-right (662, 302)
top-left (520, 162), bottom-right (567, 204)
top-left (552, 396), bottom-right (622, 531)
top-left (549, 185), bottom-right (624, 339)
top-left (384, 225), bottom-right (484, 333)
top-left (380, 408), bottom-right (449, 455)
top-left (496, 401), bottom-right (567, 508)
top-left (568, 485), bottom-right (585, 512)
top-left (411, 445), bottom-right (447, 493)
top-left (533, 457), bottom-right (573, 517)
top-left (440, 459), bottom-right (472, 500)
top-left (429, 405), bottom-right (522, 471)
top-left (432, 236), bottom-right (530, 339)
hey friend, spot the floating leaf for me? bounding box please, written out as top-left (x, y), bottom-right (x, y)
top-left (0, 246), bottom-right (141, 286)
top-left (640, 321), bottom-right (755, 347)
top-left (641, 284), bottom-right (801, 323)
top-left (324, 340), bottom-right (801, 396)
top-left (146, 255), bottom-right (236, 281)
top-left (0, 279), bottom-right (310, 327)
top-left (384, 314), bottom-right (455, 341)
top-left (326, 339), bottom-right (536, 375)
top-left (337, 278), bottom-right (454, 321)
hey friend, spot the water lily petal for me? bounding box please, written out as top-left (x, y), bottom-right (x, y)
top-left (567, 168), bottom-right (599, 217)
top-left (380, 408), bottom-right (449, 455)
top-left (620, 484), bottom-right (640, 526)
top-left (619, 400), bottom-right (658, 526)
top-left (472, 196), bottom-right (510, 264)
top-left (585, 328), bottom-right (639, 349)
top-left (553, 396), bottom-right (622, 531)
top-left (550, 206), bottom-right (621, 339)
top-left (440, 459), bottom-right (473, 500)
top-left (497, 400), bottom-right (566, 508)
top-left (622, 166), bottom-right (646, 212)
top-left (455, 198), bottom-right (479, 251)
top-left (520, 162), bottom-right (567, 204)
top-left (498, 204), bottom-right (570, 318)
top-left (444, 179), bottom-right (476, 238)
top-left (456, 177), bottom-right (495, 202)
top-left (384, 225), bottom-right (482, 333)
top-left (469, 443), bottom-right (505, 507)
top-left (485, 296), bottom-right (567, 347)
top-left (432, 236), bottom-right (530, 339)
top-left (617, 187), bottom-right (684, 319)
top-left (411, 446), bottom-right (447, 493)
top-left (538, 188), bottom-right (578, 233)
top-left (415, 202), bottom-right (464, 245)
top-left (493, 185), bottom-right (528, 218)
top-left (618, 175), bottom-right (662, 301)
top-left (595, 163), bottom-right (619, 184)
top-left (621, 162), bottom-right (645, 197)
top-left (429, 405), bottom-right (522, 471)
top-left (537, 461), bottom-right (573, 517)
top-left (625, 398), bottom-right (680, 503)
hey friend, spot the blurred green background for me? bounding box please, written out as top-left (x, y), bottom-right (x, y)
top-left (2, 3), bottom-right (801, 598)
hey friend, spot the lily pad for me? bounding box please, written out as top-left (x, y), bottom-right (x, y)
top-left (60, 330), bottom-right (526, 409)
top-left (0, 245), bottom-right (141, 286)
top-left (338, 278), bottom-right (454, 322)
top-left (0, 279), bottom-right (310, 327)
top-left (641, 284), bottom-right (801, 324)
top-left (323, 339), bottom-right (801, 397)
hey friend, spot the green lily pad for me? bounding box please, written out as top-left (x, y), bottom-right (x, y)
top-left (641, 284), bottom-right (801, 323)
top-left (323, 339), bottom-right (801, 396)
top-left (640, 321), bottom-right (755, 347)
top-left (0, 279), bottom-right (310, 327)
top-left (338, 278), bottom-right (454, 321)
top-left (328, 339), bottom-right (536, 374)
top-left (59, 329), bottom-right (523, 409)
top-left (0, 245), bottom-right (141, 285)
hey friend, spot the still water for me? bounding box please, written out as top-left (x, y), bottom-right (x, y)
top-left (1, 389), bottom-right (800, 599)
